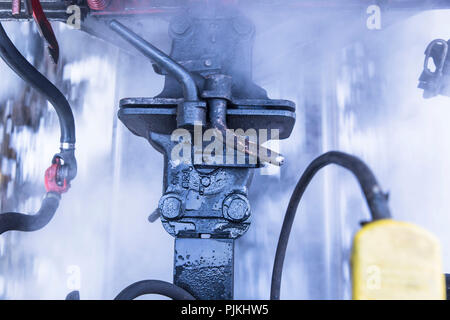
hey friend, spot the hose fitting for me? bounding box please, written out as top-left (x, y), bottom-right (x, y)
top-left (0, 21), bottom-right (77, 234)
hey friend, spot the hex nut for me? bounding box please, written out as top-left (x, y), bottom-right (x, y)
top-left (222, 193), bottom-right (251, 222)
top-left (159, 194), bottom-right (183, 219)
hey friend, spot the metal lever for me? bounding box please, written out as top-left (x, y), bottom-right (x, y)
top-left (109, 20), bottom-right (206, 128)
top-left (109, 20), bottom-right (198, 102)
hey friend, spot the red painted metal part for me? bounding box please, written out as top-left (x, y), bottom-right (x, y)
top-left (45, 158), bottom-right (69, 194)
top-left (11, 0), bottom-right (20, 16)
top-left (31, 0), bottom-right (59, 64)
top-left (90, 0), bottom-right (173, 15)
top-left (89, 0), bottom-right (237, 16)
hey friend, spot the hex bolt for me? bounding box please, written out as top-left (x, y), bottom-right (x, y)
top-left (170, 17), bottom-right (191, 36)
top-left (201, 176), bottom-right (211, 187)
top-left (159, 194), bottom-right (183, 220)
top-left (222, 194), bottom-right (251, 222)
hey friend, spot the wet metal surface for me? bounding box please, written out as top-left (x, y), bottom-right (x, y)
top-left (174, 238), bottom-right (233, 300)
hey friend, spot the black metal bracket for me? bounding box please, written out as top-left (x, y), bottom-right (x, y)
top-left (419, 38), bottom-right (450, 98)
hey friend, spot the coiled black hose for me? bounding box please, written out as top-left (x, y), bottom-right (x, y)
top-left (271, 151), bottom-right (391, 300)
top-left (115, 280), bottom-right (196, 300)
top-left (0, 22), bottom-right (77, 234)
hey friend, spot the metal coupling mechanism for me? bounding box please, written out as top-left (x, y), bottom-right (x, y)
top-left (44, 151), bottom-right (77, 194)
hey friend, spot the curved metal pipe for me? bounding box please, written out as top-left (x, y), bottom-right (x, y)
top-left (115, 280), bottom-right (196, 300)
top-left (0, 22), bottom-right (76, 145)
top-left (109, 20), bottom-right (199, 102)
top-left (271, 151), bottom-right (391, 300)
top-left (0, 192), bottom-right (61, 235)
top-left (209, 98), bottom-right (285, 166)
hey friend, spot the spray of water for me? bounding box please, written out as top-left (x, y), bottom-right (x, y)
top-left (0, 5), bottom-right (450, 300)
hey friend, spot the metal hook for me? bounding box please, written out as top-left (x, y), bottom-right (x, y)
top-left (424, 39), bottom-right (449, 77)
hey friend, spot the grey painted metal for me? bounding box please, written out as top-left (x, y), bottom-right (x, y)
top-left (109, 19), bottom-right (206, 128)
top-left (150, 131), bottom-right (253, 239)
top-left (118, 98), bottom-right (296, 140)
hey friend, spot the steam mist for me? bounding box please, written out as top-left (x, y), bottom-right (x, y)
top-left (0, 4), bottom-right (449, 299)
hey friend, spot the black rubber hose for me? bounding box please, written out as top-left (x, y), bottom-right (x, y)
top-left (0, 192), bottom-right (61, 235)
top-left (0, 22), bottom-right (76, 144)
top-left (0, 22), bottom-right (77, 234)
top-left (115, 280), bottom-right (196, 300)
top-left (271, 151), bottom-right (391, 300)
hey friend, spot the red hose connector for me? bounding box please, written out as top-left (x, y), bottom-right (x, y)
top-left (87, 0), bottom-right (111, 11)
top-left (45, 157), bottom-right (69, 194)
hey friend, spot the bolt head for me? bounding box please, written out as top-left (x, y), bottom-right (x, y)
top-left (222, 194), bottom-right (251, 222)
top-left (159, 195), bottom-right (183, 219)
top-left (170, 17), bottom-right (191, 36)
top-left (201, 176), bottom-right (211, 187)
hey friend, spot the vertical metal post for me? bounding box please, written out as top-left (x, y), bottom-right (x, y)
top-left (174, 238), bottom-right (234, 300)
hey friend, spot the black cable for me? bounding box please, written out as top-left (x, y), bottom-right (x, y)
top-left (271, 151), bottom-right (391, 300)
top-left (0, 22), bottom-right (77, 234)
top-left (0, 22), bottom-right (76, 145)
top-left (0, 192), bottom-right (60, 235)
top-left (114, 280), bottom-right (196, 300)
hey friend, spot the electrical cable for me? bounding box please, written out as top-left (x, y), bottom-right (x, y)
top-left (271, 151), bottom-right (391, 299)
